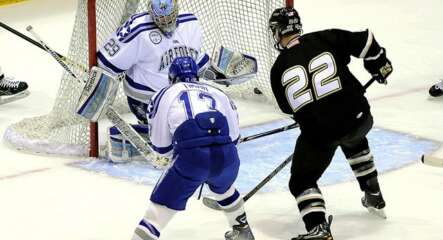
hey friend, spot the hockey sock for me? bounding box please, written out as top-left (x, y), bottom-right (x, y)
top-left (210, 186), bottom-right (249, 227)
top-left (132, 201), bottom-right (177, 240)
top-left (347, 150), bottom-right (378, 191)
top-left (295, 188), bottom-right (326, 231)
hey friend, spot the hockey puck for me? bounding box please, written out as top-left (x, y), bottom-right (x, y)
top-left (253, 87), bottom-right (263, 95)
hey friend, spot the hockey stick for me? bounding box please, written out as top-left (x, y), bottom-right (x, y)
top-left (26, 26), bottom-right (79, 80)
top-left (421, 154), bottom-right (443, 168)
top-left (239, 122), bottom-right (299, 144)
top-left (0, 22), bottom-right (88, 74)
top-left (203, 77), bottom-right (378, 210)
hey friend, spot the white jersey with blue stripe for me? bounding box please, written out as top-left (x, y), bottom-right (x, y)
top-left (97, 12), bottom-right (210, 103)
top-left (148, 82), bottom-right (240, 157)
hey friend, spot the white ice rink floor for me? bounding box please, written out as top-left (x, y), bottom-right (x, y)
top-left (1, 0), bottom-right (443, 239)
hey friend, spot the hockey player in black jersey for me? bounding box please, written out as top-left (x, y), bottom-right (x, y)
top-left (0, 66), bottom-right (29, 105)
top-left (268, 7), bottom-right (393, 240)
top-left (429, 79), bottom-right (443, 97)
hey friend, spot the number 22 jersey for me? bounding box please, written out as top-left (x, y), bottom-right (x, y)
top-left (270, 29), bottom-right (384, 142)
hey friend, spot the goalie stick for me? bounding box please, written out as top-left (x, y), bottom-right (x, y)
top-left (421, 154), bottom-right (443, 168)
top-left (203, 77), bottom-right (378, 210)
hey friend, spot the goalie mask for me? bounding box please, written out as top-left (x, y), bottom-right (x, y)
top-left (169, 57), bottom-right (199, 84)
top-left (268, 7), bottom-right (303, 51)
top-left (149, 0), bottom-right (179, 37)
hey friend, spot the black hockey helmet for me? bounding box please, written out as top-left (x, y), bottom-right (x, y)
top-left (268, 7), bottom-right (302, 51)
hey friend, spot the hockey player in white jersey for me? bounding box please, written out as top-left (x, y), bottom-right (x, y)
top-left (0, 66), bottom-right (29, 105)
top-left (131, 57), bottom-right (255, 240)
top-left (97, 0), bottom-right (210, 162)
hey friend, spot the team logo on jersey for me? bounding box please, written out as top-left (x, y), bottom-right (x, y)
top-left (149, 31), bottom-right (162, 44)
top-left (159, 46), bottom-right (199, 71)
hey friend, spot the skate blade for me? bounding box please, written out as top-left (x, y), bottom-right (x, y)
top-left (202, 197), bottom-right (222, 211)
top-left (0, 90), bottom-right (30, 105)
top-left (367, 207), bottom-right (387, 219)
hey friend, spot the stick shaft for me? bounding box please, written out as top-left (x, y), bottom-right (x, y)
top-left (26, 26), bottom-right (78, 79)
top-left (239, 122), bottom-right (298, 143)
top-left (0, 21), bottom-right (64, 58)
top-left (243, 154), bottom-right (293, 201)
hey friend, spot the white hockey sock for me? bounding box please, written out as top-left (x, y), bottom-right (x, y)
top-left (210, 185), bottom-right (248, 227)
top-left (132, 201), bottom-right (177, 240)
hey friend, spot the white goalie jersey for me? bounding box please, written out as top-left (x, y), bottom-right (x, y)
top-left (97, 12), bottom-right (210, 103)
top-left (148, 82), bottom-right (240, 157)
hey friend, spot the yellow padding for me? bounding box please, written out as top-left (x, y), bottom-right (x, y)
top-left (0, 0), bottom-right (28, 7)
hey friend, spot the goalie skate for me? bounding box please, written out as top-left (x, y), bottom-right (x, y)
top-left (0, 75), bottom-right (29, 105)
top-left (202, 196), bottom-right (223, 211)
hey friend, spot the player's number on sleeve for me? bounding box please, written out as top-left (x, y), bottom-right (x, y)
top-left (282, 52), bottom-right (342, 112)
top-left (104, 38), bottom-right (121, 56)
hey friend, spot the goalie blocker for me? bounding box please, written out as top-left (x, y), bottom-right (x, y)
top-left (76, 66), bottom-right (119, 122)
top-left (76, 67), bottom-right (169, 168)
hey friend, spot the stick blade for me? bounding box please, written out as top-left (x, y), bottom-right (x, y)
top-left (202, 197), bottom-right (222, 211)
top-left (421, 154), bottom-right (443, 168)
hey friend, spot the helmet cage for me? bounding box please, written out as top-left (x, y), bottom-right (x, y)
top-left (149, 0), bottom-right (179, 37)
top-left (268, 8), bottom-right (302, 51)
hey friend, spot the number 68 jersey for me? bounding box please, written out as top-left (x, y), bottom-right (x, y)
top-left (270, 29), bottom-right (384, 142)
top-left (147, 82), bottom-right (240, 157)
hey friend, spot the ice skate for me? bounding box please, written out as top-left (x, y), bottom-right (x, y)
top-left (225, 224), bottom-right (255, 240)
top-left (291, 215), bottom-right (333, 240)
top-left (362, 190), bottom-right (386, 219)
top-left (0, 73), bottom-right (29, 105)
top-left (361, 177), bottom-right (386, 219)
top-left (429, 80), bottom-right (443, 97)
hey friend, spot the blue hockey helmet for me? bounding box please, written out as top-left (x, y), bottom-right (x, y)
top-left (169, 57), bottom-right (199, 84)
top-left (148, 0), bottom-right (179, 37)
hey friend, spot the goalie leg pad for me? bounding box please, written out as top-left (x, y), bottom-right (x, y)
top-left (107, 124), bottom-right (149, 163)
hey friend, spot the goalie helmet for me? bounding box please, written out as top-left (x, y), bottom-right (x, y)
top-left (148, 0), bottom-right (179, 37)
top-left (268, 7), bottom-right (302, 51)
top-left (168, 57), bottom-right (199, 84)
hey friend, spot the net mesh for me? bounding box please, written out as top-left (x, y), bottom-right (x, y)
top-left (4, 0), bottom-right (285, 156)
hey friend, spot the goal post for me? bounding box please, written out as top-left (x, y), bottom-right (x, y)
top-left (4, 0), bottom-right (293, 158)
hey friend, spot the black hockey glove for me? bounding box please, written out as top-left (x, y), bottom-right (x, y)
top-left (363, 48), bottom-right (393, 84)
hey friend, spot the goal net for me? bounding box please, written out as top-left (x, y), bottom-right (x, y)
top-left (4, 0), bottom-right (289, 157)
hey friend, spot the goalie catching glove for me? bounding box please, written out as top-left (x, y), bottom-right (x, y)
top-left (364, 47), bottom-right (393, 84)
top-left (202, 45), bottom-right (258, 86)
